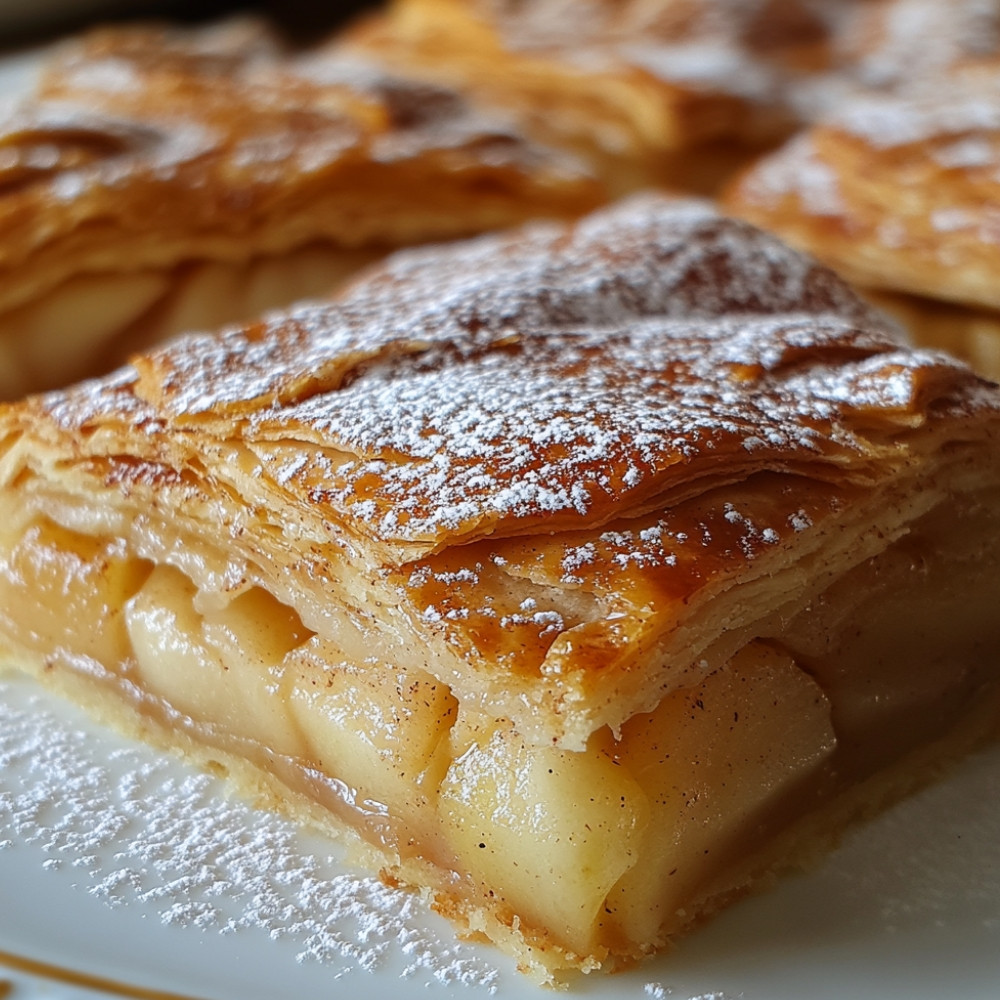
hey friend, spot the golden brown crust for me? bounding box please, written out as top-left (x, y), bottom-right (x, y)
top-left (5, 193), bottom-right (999, 748)
top-left (341, 0), bottom-right (812, 195)
top-left (724, 63), bottom-right (1000, 320)
top-left (864, 288), bottom-right (1000, 382)
top-left (0, 17), bottom-right (605, 394)
top-left (41, 193), bottom-right (950, 556)
top-left (340, 0), bottom-right (1000, 196)
top-left (0, 21), bottom-right (603, 310)
top-left (720, 11), bottom-right (1000, 385)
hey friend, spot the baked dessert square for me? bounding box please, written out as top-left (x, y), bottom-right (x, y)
top-left (342, 0), bottom-right (813, 197)
top-left (2, 193), bottom-right (1000, 984)
top-left (341, 0), bottom-right (1000, 200)
top-left (0, 17), bottom-right (603, 398)
top-left (724, 61), bottom-right (1000, 380)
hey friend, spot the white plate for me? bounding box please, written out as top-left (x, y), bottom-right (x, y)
top-left (3, 671), bottom-right (1000, 1000)
top-left (2, 31), bottom-right (1000, 1000)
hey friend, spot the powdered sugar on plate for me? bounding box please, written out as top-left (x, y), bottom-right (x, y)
top-left (0, 673), bottom-right (506, 993)
top-left (3, 636), bottom-right (1000, 999)
top-left (1, 671), bottom-right (768, 999)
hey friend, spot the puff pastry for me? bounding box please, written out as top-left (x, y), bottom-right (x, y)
top-left (3, 194), bottom-right (1000, 983)
top-left (724, 63), bottom-right (1000, 380)
top-left (341, 0), bottom-right (1000, 199)
top-left (0, 18), bottom-right (604, 398)
top-left (342, 0), bottom-right (818, 196)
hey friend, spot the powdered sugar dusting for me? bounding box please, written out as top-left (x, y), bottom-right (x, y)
top-left (102, 194), bottom-right (941, 551)
top-left (621, 39), bottom-right (775, 104)
top-left (830, 76), bottom-right (1000, 150)
top-left (277, 312), bottom-right (889, 542)
top-left (644, 989), bottom-right (743, 1000)
top-left (841, 0), bottom-right (1000, 93)
top-left (481, 0), bottom-right (785, 104)
top-left (733, 133), bottom-right (846, 216)
top-left (0, 676), bottom-right (504, 992)
top-left (371, 0), bottom-right (1000, 140)
top-left (0, 672), bottom-right (781, 997)
top-left (292, 49), bottom-right (590, 175)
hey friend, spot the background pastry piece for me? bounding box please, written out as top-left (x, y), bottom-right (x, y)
top-left (3, 194), bottom-right (1000, 980)
top-left (340, 0), bottom-right (1000, 201)
top-left (342, 0), bottom-right (816, 197)
top-left (723, 62), bottom-right (1000, 380)
top-left (5, 0), bottom-right (997, 400)
top-left (0, 17), bottom-right (605, 398)
top-left (832, 0), bottom-right (1000, 90)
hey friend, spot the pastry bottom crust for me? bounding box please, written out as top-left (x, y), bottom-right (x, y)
top-left (2, 491), bottom-right (1000, 985)
top-left (0, 243), bottom-right (383, 399)
top-left (10, 646), bottom-right (1000, 986)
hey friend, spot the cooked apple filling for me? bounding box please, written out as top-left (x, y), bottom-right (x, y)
top-left (4, 194), bottom-right (1000, 982)
top-left (0, 244), bottom-right (382, 398)
top-left (2, 491), bottom-right (998, 964)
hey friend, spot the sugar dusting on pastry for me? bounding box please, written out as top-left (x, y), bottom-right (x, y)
top-left (130, 196), bottom-right (888, 408)
top-left (91, 193), bottom-right (940, 551)
top-left (730, 133), bottom-right (847, 216)
top-left (829, 79), bottom-right (1000, 151)
top-left (724, 57), bottom-right (1000, 323)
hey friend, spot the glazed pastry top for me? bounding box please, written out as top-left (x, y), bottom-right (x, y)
top-left (9, 195), bottom-right (996, 750)
top-left (0, 18), bottom-right (604, 317)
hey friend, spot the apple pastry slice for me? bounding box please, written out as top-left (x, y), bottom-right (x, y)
top-left (2, 193), bottom-right (1000, 984)
top-left (341, 0), bottom-right (1000, 201)
top-left (0, 18), bottom-right (603, 398)
top-left (724, 62), bottom-right (1000, 380)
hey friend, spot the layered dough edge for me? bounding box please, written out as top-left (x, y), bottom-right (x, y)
top-left (2, 452), bottom-right (1000, 982)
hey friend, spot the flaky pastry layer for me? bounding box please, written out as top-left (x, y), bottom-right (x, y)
top-left (341, 0), bottom-right (1000, 196)
top-left (863, 289), bottom-right (1000, 383)
top-left (343, 0), bottom-right (803, 195)
top-left (3, 193), bottom-right (997, 748)
top-left (724, 63), bottom-right (1000, 380)
top-left (0, 17), bottom-right (604, 396)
